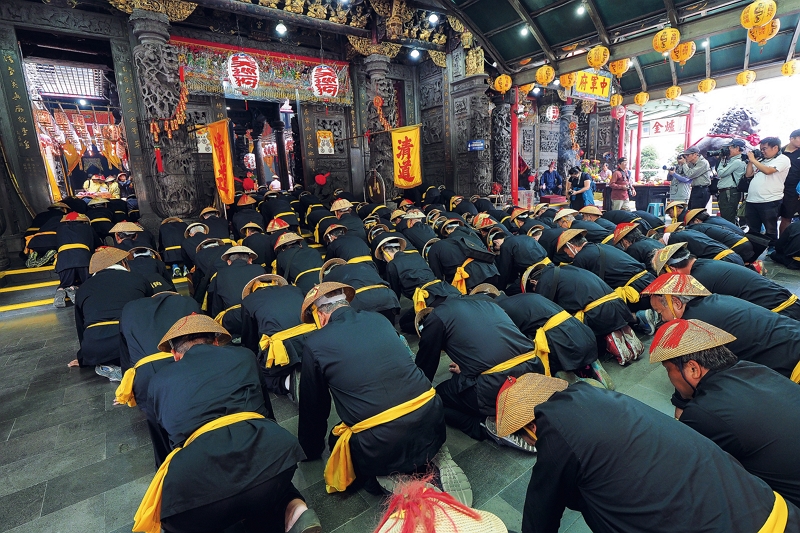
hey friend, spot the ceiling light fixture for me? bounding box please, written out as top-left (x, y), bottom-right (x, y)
top-left (226, 106), bottom-right (231, 110)
top-left (662, 51), bottom-right (669, 57)
top-left (276, 21), bottom-right (287, 35)
top-left (520, 26), bottom-right (529, 36)
top-left (492, 61), bottom-right (498, 67)
top-left (576, 3), bottom-right (585, 15)
top-left (553, 79), bottom-right (560, 86)
top-left (532, 87), bottom-right (541, 94)
top-left (702, 40), bottom-right (709, 47)
top-left (410, 49), bottom-right (420, 59)
top-left (429, 13), bottom-right (439, 24)
top-left (79, 99), bottom-right (87, 105)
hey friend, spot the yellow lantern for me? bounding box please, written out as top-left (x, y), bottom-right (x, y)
top-left (634, 92), bottom-right (650, 106)
top-left (608, 58), bottom-right (630, 79)
top-left (609, 94), bottom-right (623, 107)
top-left (559, 72), bottom-right (577, 89)
top-left (736, 70), bottom-right (756, 86)
top-left (669, 41), bottom-right (696, 66)
top-left (740, 0), bottom-right (777, 29)
top-left (782, 59), bottom-right (798, 77)
top-left (697, 78), bottom-right (717, 93)
top-left (519, 83), bottom-right (535, 97)
top-left (494, 74), bottom-right (512, 94)
top-left (665, 86), bottom-right (682, 100)
top-left (652, 28), bottom-right (681, 53)
top-left (535, 65), bottom-right (555, 86)
top-left (586, 46), bottom-right (610, 70)
top-left (748, 19), bottom-right (780, 46)
top-left (519, 58), bottom-right (532, 66)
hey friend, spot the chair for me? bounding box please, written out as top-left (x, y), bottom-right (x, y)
top-left (647, 202), bottom-right (665, 218)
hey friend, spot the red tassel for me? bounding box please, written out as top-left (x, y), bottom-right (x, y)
top-left (245, 100), bottom-right (248, 110)
top-left (155, 147), bottom-right (164, 173)
top-left (179, 65), bottom-right (185, 83)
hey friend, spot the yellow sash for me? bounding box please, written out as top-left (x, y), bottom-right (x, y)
top-left (355, 284), bottom-right (388, 294)
top-left (347, 256), bottom-right (373, 264)
top-left (757, 492), bottom-right (788, 533)
top-left (259, 323), bottom-right (317, 367)
top-left (574, 293), bottom-right (621, 322)
top-left (532, 310), bottom-right (571, 377)
top-left (771, 294), bottom-right (798, 313)
top-left (731, 236), bottom-right (749, 250)
top-left (87, 320), bottom-right (120, 328)
top-left (91, 218), bottom-right (112, 223)
top-left (294, 267), bottom-right (321, 284)
top-left (213, 304), bottom-right (241, 325)
top-left (612, 270), bottom-right (648, 304)
top-left (273, 211), bottom-right (295, 219)
top-left (132, 412), bottom-right (265, 533)
top-left (713, 249), bottom-right (735, 261)
top-left (115, 352), bottom-right (173, 407)
top-left (481, 349), bottom-right (539, 375)
top-left (201, 272), bottom-right (217, 312)
top-left (413, 280), bottom-right (441, 313)
top-left (164, 245), bottom-right (181, 251)
top-left (57, 243), bottom-right (90, 253)
top-left (325, 388), bottom-right (436, 493)
top-left (452, 258), bottom-right (474, 294)
top-left (601, 234), bottom-right (614, 244)
top-left (314, 216), bottom-right (336, 243)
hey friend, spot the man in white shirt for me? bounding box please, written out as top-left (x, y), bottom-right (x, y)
top-left (745, 136), bottom-right (791, 247)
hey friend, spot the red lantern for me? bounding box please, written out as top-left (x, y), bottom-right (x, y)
top-left (227, 53), bottom-right (259, 90)
top-left (610, 105), bottom-right (626, 119)
top-left (311, 65), bottom-right (340, 98)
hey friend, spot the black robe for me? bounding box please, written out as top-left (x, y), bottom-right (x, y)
top-left (231, 207), bottom-right (263, 240)
top-left (496, 293), bottom-right (597, 372)
top-left (591, 216), bottom-right (617, 232)
top-left (26, 216), bottom-right (60, 253)
top-left (203, 216), bottom-right (230, 240)
top-left (495, 235), bottom-right (548, 290)
top-left (384, 251), bottom-right (441, 300)
top-left (537, 227), bottom-right (570, 265)
top-left (180, 234), bottom-right (207, 270)
top-left (207, 260), bottom-right (266, 335)
top-left (241, 232), bottom-right (274, 269)
top-left (322, 262), bottom-right (400, 316)
top-left (128, 255), bottom-right (176, 294)
top-left (569, 219), bottom-right (612, 243)
top-left (680, 360), bottom-right (800, 507)
top-left (703, 215), bottom-right (744, 234)
top-left (416, 297), bottom-right (543, 414)
top-left (158, 220), bottom-right (188, 264)
top-left (427, 229), bottom-right (499, 292)
top-left (668, 229), bottom-right (744, 266)
top-left (55, 221), bottom-right (98, 271)
top-left (401, 222), bottom-right (437, 250)
top-left (534, 265), bottom-right (632, 336)
top-left (689, 258), bottom-right (800, 320)
top-left (25, 209), bottom-right (62, 238)
top-left (325, 234), bottom-right (373, 263)
top-left (299, 307), bottom-right (445, 477)
top-left (625, 238), bottom-right (664, 267)
top-left (241, 285), bottom-right (307, 372)
top-left (690, 222), bottom-right (754, 262)
top-left (772, 221), bottom-right (800, 269)
top-left (570, 243), bottom-right (654, 294)
top-left (336, 213), bottom-right (368, 243)
top-left (149, 344), bottom-right (302, 519)
top-left (87, 206), bottom-right (115, 239)
top-left (193, 243), bottom-right (232, 306)
top-left (602, 209), bottom-right (653, 231)
top-left (75, 268), bottom-right (151, 366)
top-left (522, 382), bottom-right (797, 533)
top-left (276, 246), bottom-right (324, 295)
top-left (682, 294), bottom-right (800, 378)
top-left (108, 199), bottom-right (129, 223)
top-left (260, 197), bottom-right (300, 228)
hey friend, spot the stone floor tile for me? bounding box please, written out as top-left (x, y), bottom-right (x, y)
top-left (3, 340), bottom-right (47, 359)
top-left (329, 507), bottom-right (383, 533)
top-left (5, 493), bottom-right (104, 533)
top-left (0, 426), bottom-right (59, 467)
top-left (453, 440), bottom-right (537, 507)
top-left (443, 425), bottom-right (480, 458)
top-left (478, 494), bottom-right (523, 532)
top-left (23, 376), bottom-right (67, 400)
top-left (625, 384), bottom-right (675, 417)
top-left (498, 469), bottom-right (533, 511)
top-left (62, 376), bottom-right (118, 404)
top-left (291, 458), bottom-right (325, 491)
top-left (8, 393), bottom-right (105, 439)
top-left (0, 419), bottom-right (14, 442)
top-left (635, 363), bottom-right (676, 397)
top-left (271, 395), bottom-right (299, 424)
top-left (0, 482), bottom-right (46, 533)
top-left (301, 479), bottom-right (370, 532)
top-left (102, 474), bottom-right (151, 532)
top-left (55, 403), bottom-right (145, 448)
top-left (564, 515), bottom-right (592, 532)
top-left (104, 418), bottom-right (153, 458)
top-left (558, 509), bottom-right (583, 532)
top-left (40, 443), bottom-right (152, 515)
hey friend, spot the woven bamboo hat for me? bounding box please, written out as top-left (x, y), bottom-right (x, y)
top-left (495, 374), bottom-right (569, 437)
top-left (300, 282), bottom-right (355, 323)
top-left (472, 213), bottom-right (494, 229)
top-left (526, 224), bottom-right (545, 238)
top-left (373, 233), bottom-right (407, 260)
top-left (319, 258), bottom-right (346, 282)
top-left (403, 211), bottom-right (426, 220)
top-left (128, 247), bottom-right (162, 261)
top-left (50, 202), bottom-right (69, 210)
top-left (649, 319), bottom-right (736, 364)
top-left (469, 283), bottom-right (500, 297)
top-left (520, 259), bottom-right (552, 293)
top-left (683, 208), bottom-right (705, 225)
top-left (651, 242), bottom-right (689, 274)
top-left (184, 222), bottom-right (209, 238)
top-left (195, 238), bottom-right (226, 253)
top-left (267, 217), bottom-right (290, 233)
top-left (323, 223), bottom-right (348, 241)
top-left (552, 208), bottom-right (578, 222)
top-left (221, 246), bottom-right (257, 261)
top-left (556, 228), bottom-right (587, 251)
top-left (376, 505), bottom-right (507, 533)
top-left (331, 198), bottom-right (353, 212)
top-left (390, 209), bottom-right (406, 221)
top-left (399, 198), bottom-right (415, 209)
top-left (162, 217), bottom-right (184, 224)
top-left (640, 273), bottom-right (711, 296)
top-left (157, 313), bottom-right (231, 352)
top-left (237, 195), bottom-right (256, 206)
top-left (663, 222), bottom-right (683, 233)
top-left (666, 200), bottom-right (687, 211)
top-left (425, 209), bottom-right (442, 225)
top-left (612, 222), bottom-right (639, 244)
top-left (414, 306), bottom-right (435, 337)
top-left (61, 212), bottom-right (89, 223)
top-left (368, 224), bottom-right (389, 243)
top-left (89, 246), bottom-right (130, 274)
top-left (240, 222), bottom-right (263, 233)
top-left (200, 206), bottom-right (220, 217)
top-left (579, 205), bottom-right (603, 216)
top-left (88, 197), bottom-right (108, 206)
top-left (274, 232), bottom-right (304, 251)
top-left (486, 226), bottom-right (506, 249)
top-left (530, 203), bottom-right (549, 216)
top-left (241, 274), bottom-right (288, 299)
top-left (645, 225), bottom-right (665, 238)
top-left (109, 222), bottom-right (142, 233)
top-left (422, 237), bottom-right (440, 261)
top-left (509, 207), bottom-right (530, 223)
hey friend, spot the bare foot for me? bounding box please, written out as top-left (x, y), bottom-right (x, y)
top-left (284, 498), bottom-right (308, 531)
top-left (67, 359), bottom-right (79, 367)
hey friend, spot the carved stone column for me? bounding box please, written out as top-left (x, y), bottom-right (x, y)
top-left (491, 94), bottom-right (511, 193)
top-left (271, 120), bottom-right (289, 189)
top-left (558, 104), bottom-right (578, 180)
top-left (450, 74), bottom-right (491, 196)
top-left (364, 54), bottom-right (397, 196)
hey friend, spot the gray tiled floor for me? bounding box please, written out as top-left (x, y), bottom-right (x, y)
top-left (1, 261), bottom-right (798, 533)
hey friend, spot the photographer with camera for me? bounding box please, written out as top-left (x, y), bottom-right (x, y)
top-left (669, 147), bottom-right (712, 209)
top-left (745, 137), bottom-right (792, 248)
top-left (711, 139), bottom-right (747, 224)
top-left (779, 130), bottom-right (800, 235)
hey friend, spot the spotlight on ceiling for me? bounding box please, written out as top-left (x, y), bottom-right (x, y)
top-left (576, 3), bottom-right (585, 15)
top-left (429, 13), bottom-right (439, 24)
top-left (702, 40), bottom-right (709, 47)
top-left (553, 79), bottom-right (560, 86)
top-left (410, 49), bottom-right (420, 59)
top-left (532, 87), bottom-right (541, 94)
top-left (276, 21), bottom-right (287, 35)
top-left (79, 99), bottom-right (87, 105)
top-left (662, 51), bottom-right (669, 57)
top-left (520, 26), bottom-right (529, 36)
top-left (492, 61), bottom-right (498, 67)
top-left (226, 106), bottom-right (231, 110)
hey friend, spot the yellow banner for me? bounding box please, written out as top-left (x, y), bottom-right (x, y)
top-left (200, 119), bottom-right (235, 204)
top-left (391, 125), bottom-right (422, 189)
top-left (573, 70), bottom-right (612, 99)
top-left (62, 140), bottom-right (84, 173)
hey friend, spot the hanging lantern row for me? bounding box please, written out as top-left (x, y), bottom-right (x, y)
top-left (653, 27), bottom-right (681, 54)
top-left (608, 58), bottom-right (630, 79)
top-left (559, 72), bottom-right (576, 89)
top-left (634, 92), bottom-right (650, 106)
top-left (783, 59), bottom-right (798, 76)
top-left (740, 0), bottom-right (777, 29)
top-left (535, 64), bottom-right (555, 86)
top-left (494, 74), bottom-right (512, 94)
top-left (665, 85), bottom-right (682, 100)
top-left (670, 42), bottom-right (696, 66)
top-left (748, 19), bottom-right (780, 47)
top-left (610, 94), bottom-right (623, 107)
top-left (736, 69), bottom-right (757, 86)
top-left (586, 45), bottom-right (610, 70)
top-left (698, 78), bottom-right (717, 93)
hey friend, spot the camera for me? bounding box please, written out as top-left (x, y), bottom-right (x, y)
top-left (662, 165), bottom-right (675, 172)
top-left (707, 147), bottom-right (730, 158)
top-left (746, 149), bottom-right (763, 161)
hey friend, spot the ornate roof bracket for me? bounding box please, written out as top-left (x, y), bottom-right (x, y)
top-left (109, 0), bottom-right (198, 21)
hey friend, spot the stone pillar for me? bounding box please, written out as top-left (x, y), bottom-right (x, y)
top-left (558, 104), bottom-right (579, 179)
top-left (364, 54), bottom-right (396, 196)
top-left (271, 120), bottom-right (289, 189)
top-left (450, 74), bottom-right (492, 196)
top-left (130, 8), bottom-right (202, 222)
top-left (491, 93), bottom-right (511, 193)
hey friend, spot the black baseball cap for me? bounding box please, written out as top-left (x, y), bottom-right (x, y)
top-left (681, 146), bottom-right (700, 156)
top-left (726, 139), bottom-right (747, 149)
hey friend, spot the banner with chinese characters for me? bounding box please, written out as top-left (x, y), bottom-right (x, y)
top-left (568, 70), bottom-right (612, 103)
top-left (170, 37), bottom-right (353, 105)
top-left (642, 116), bottom-right (687, 137)
top-left (391, 125), bottom-right (422, 189)
top-left (198, 119), bottom-right (235, 204)
top-left (316, 130), bottom-right (334, 155)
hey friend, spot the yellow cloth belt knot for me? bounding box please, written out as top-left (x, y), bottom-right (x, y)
top-left (115, 352), bottom-right (173, 407)
top-left (132, 412), bottom-right (265, 533)
top-left (259, 323), bottom-right (317, 367)
top-left (347, 256), bottom-right (373, 264)
top-left (532, 310), bottom-right (571, 377)
top-left (482, 349), bottom-right (540, 375)
top-left (771, 294), bottom-right (798, 314)
top-left (574, 293), bottom-right (621, 322)
top-left (713, 249), bottom-right (735, 261)
top-left (757, 492), bottom-right (788, 533)
top-left (57, 243), bottom-right (90, 253)
top-left (213, 304), bottom-right (241, 325)
top-left (413, 280), bottom-right (441, 313)
top-left (87, 320), bottom-right (120, 328)
top-left (614, 286), bottom-right (640, 304)
top-left (452, 258), bottom-right (474, 294)
top-left (325, 388), bottom-right (436, 494)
